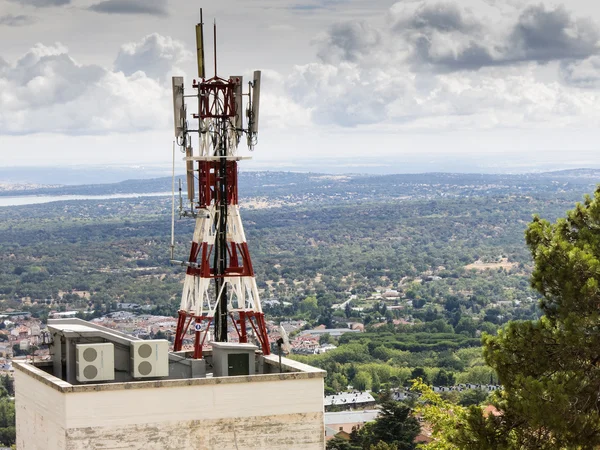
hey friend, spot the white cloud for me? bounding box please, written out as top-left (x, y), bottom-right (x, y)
top-left (0, 37), bottom-right (185, 135)
top-left (560, 56), bottom-right (600, 88)
top-left (259, 69), bottom-right (312, 129)
top-left (278, 1), bottom-right (600, 129)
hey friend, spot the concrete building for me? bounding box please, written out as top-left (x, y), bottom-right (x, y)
top-left (324, 392), bottom-right (376, 411)
top-left (302, 328), bottom-right (362, 338)
top-left (324, 409), bottom-right (379, 439)
top-left (15, 319), bottom-right (326, 450)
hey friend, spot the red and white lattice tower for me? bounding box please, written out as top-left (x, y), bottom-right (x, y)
top-left (170, 11), bottom-right (269, 358)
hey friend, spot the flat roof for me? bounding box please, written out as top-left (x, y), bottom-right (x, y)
top-left (14, 355), bottom-right (325, 394)
top-left (211, 342), bottom-right (258, 350)
top-left (324, 391), bottom-right (375, 406)
top-left (324, 409), bottom-right (380, 425)
top-left (48, 318), bottom-right (142, 345)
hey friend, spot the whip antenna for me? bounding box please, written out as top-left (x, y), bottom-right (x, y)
top-left (170, 141), bottom-right (176, 261)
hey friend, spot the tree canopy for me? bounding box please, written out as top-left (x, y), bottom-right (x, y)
top-left (419, 187), bottom-right (600, 449)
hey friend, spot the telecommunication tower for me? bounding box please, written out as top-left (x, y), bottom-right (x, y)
top-left (170, 10), bottom-right (269, 358)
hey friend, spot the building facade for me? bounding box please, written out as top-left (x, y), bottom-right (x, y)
top-left (15, 320), bottom-right (326, 450)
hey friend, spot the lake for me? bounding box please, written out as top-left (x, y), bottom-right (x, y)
top-left (0, 192), bottom-right (172, 207)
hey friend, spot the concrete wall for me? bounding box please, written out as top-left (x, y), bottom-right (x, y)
top-left (16, 360), bottom-right (326, 450)
top-left (15, 366), bottom-right (68, 450)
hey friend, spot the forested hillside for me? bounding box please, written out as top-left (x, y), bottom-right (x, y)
top-left (0, 170), bottom-right (596, 321)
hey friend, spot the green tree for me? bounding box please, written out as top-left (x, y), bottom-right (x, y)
top-left (357, 400), bottom-right (420, 450)
top-left (320, 333), bottom-right (334, 346)
top-left (300, 296), bottom-right (319, 317)
top-left (0, 398), bottom-right (15, 446)
top-left (1, 376), bottom-right (13, 397)
top-left (345, 302), bottom-right (353, 318)
top-left (331, 373), bottom-right (349, 393)
top-left (455, 317), bottom-right (477, 337)
top-left (457, 388), bottom-right (489, 407)
top-left (369, 443), bottom-right (398, 450)
top-left (327, 436), bottom-right (361, 450)
top-left (410, 368), bottom-right (428, 385)
top-left (418, 188), bottom-right (600, 449)
top-left (432, 369), bottom-right (455, 387)
top-left (372, 373), bottom-right (381, 393)
top-left (353, 371), bottom-right (372, 391)
top-left (486, 189), bottom-right (600, 447)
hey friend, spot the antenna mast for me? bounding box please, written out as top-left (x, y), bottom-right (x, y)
top-left (170, 10), bottom-right (266, 358)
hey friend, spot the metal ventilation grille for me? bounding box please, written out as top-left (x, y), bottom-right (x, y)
top-left (138, 344), bottom-right (152, 358)
top-left (83, 365), bottom-right (98, 379)
top-left (138, 361), bottom-right (153, 376)
top-left (83, 348), bottom-right (97, 362)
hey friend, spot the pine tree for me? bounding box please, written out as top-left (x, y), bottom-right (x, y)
top-left (417, 187), bottom-right (600, 449)
top-left (483, 187), bottom-right (600, 447)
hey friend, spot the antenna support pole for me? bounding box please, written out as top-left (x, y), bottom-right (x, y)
top-left (213, 20), bottom-right (217, 78)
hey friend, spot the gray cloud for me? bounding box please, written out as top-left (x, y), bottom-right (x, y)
top-left (510, 5), bottom-right (600, 62)
top-left (7, 0), bottom-right (69, 6)
top-left (286, 1), bottom-right (600, 129)
top-left (89, 0), bottom-right (168, 16)
top-left (0, 14), bottom-right (37, 26)
top-left (290, 0), bottom-right (349, 12)
top-left (393, 2), bottom-right (481, 33)
top-left (113, 33), bottom-right (190, 81)
top-left (410, 34), bottom-right (497, 71)
top-left (317, 20), bottom-right (382, 63)
top-left (387, 2), bottom-right (600, 71)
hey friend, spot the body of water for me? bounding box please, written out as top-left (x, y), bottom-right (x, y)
top-left (0, 192), bottom-right (171, 207)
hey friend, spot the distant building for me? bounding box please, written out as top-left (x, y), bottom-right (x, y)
top-left (382, 290), bottom-right (400, 298)
top-left (261, 299), bottom-right (281, 307)
top-left (391, 389), bottom-right (412, 401)
top-left (348, 322), bottom-right (365, 332)
top-left (0, 312), bottom-right (31, 319)
top-left (324, 409), bottom-right (379, 440)
top-left (116, 303), bottom-right (154, 311)
top-left (50, 311), bottom-right (78, 319)
top-left (316, 344), bottom-right (337, 354)
top-left (325, 391), bottom-right (376, 411)
top-left (302, 328), bottom-right (362, 338)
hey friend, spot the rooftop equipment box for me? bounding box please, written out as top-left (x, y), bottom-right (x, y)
top-left (211, 342), bottom-right (257, 377)
top-left (130, 340), bottom-right (169, 378)
top-left (76, 343), bottom-right (115, 382)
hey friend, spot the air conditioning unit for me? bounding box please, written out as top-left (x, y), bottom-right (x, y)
top-left (130, 340), bottom-right (169, 378)
top-left (76, 343), bottom-right (115, 382)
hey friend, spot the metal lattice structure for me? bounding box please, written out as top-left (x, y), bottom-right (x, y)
top-left (170, 11), bottom-right (268, 358)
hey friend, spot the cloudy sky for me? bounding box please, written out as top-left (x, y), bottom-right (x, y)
top-left (2, 0), bottom-right (600, 174)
